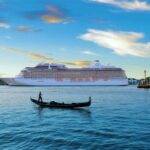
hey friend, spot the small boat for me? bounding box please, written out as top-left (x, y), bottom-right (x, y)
top-left (137, 84), bottom-right (150, 89)
top-left (30, 97), bottom-right (91, 108)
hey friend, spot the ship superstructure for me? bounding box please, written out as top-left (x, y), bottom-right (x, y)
top-left (2, 60), bottom-right (128, 86)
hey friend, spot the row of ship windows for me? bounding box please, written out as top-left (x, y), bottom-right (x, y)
top-left (23, 72), bottom-right (125, 76)
top-left (23, 74), bottom-right (125, 77)
top-left (23, 76), bottom-right (125, 79)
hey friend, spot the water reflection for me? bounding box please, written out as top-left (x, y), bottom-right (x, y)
top-left (1, 86), bottom-right (150, 149)
top-left (33, 105), bottom-right (92, 119)
top-left (72, 108), bottom-right (92, 117)
top-left (34, 106), bottom-right (43, 118)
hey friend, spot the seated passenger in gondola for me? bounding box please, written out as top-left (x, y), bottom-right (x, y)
top-left (50, 101), bottom-right (58, 105)
top-left (38, 91), bottom-right (43, 102)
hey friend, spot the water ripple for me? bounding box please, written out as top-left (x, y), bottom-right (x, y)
top-left (0, 86), bottom-right (150, 149)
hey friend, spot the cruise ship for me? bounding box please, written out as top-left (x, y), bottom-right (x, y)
top-left (1, 60), bottom-right (128, 86)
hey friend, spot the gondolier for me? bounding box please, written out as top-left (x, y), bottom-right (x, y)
top-left (38, 91), bottom-right (43, 102)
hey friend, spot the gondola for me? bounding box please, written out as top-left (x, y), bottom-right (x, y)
top-left (30, 97), bottom-right (91, 108)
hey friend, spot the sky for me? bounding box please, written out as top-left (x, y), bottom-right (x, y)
top-left (0, 0), bottom-right (150, 79)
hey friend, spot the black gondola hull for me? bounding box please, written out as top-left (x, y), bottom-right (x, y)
top-left (30, 98), bottom-right (91, 108)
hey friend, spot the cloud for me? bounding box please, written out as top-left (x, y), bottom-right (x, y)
top-left (16, 26), bottom-right (41, 32)
top-left (25, 5), bottom-right (69, 24)
top-left (0, 72), bottom-right (8, 78)
top-left (41, 5), bottom-right (65, 23)
top-left (0, 46), bottom-right (91, 67)
top-left (63, 60), bottom-right (91, 67)
top-left (28, 52), bottom-right (53, 62)
top-left (82, 50), bottom-right (97, 56)
top-left (42, 15), bottom-right (64, 24)
top-left (0, 47), bottom-right (90, 70)
top-left (0, 73), bottom-right (7, 77)
top-left (0, 21), bottom-right (10, 29)
top-left (0, 46), bottom-right (53, 62)
top-left (79, 29), bottom-right (150, 57)
top-left (91, 0), bottom-right (150, 11)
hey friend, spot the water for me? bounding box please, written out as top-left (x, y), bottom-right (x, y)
top-left (0, 86), bottom-right (150, 150)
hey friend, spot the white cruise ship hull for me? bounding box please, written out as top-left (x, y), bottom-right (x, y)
top-left (2, 78), bottom-right (128, 86)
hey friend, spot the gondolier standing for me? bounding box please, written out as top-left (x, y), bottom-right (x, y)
top-left (38, 91), bottom-right (43, 102)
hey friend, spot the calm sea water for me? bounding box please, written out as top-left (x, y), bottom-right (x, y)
top-left (0, 86), bottom-right (150, 150)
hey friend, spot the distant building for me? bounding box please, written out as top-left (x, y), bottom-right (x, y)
top-left (128, 78), bottom-right (139, 85)
top-left (137, 70), bottom-right (150, 88)
top-left (138, 77), bottom-right (150, 88)
top-left (139, 77), bottom-right (150, 85)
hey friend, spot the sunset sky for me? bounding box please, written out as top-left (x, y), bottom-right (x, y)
top-left (0, 0), bottom-right (150, 78)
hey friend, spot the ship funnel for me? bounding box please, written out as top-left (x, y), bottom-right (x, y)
top-left (90, 60), bottom-right (102, 68)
